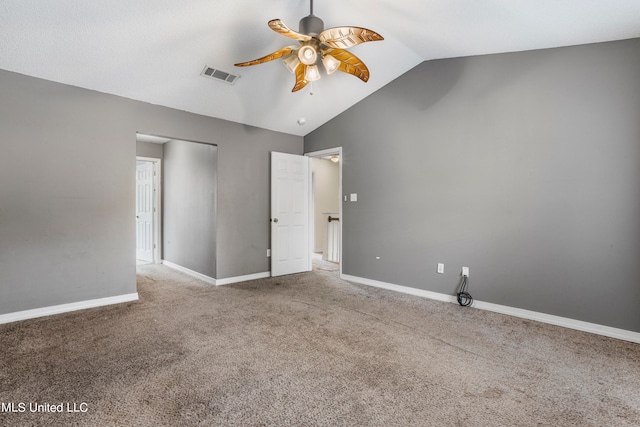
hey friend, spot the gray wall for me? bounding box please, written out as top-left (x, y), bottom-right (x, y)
top-left (136, 140), bottom-right (163, 159)
top-left (0, 69), bottom-right (302, 315)
top-left (163, 140), bottom-right (217, 278)
top-left (305, 38), bottom-right (640, 332)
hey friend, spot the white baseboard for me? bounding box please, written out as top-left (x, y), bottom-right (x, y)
top-left (161, 260), bottom-right (270, 286)
top-left (216, 272), bottom-right (271, 286)
top-left (341, 274), bottom-right (458, 304)
top-left (341, 274), bottom-right (640, 344)
top-left (0, 293), bottom-right (139, 325)
top-left (161, 260), bottom-right (217, 285)
top-left (471, 300), bottom-right (640, 343)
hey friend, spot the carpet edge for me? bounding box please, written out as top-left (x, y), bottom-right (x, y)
top-left (341, 274), bottom-right (640, 344)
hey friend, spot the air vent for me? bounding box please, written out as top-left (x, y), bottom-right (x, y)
top-left (201, 66), bottom-right (239, 85)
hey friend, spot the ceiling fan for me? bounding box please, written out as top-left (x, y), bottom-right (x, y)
top-left (234, 0), bottom-right (383, 92)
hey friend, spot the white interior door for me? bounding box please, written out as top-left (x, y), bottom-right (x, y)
top-left (271, 152), bottom-right (311, 276)
top-left (136, 161), bottom-right (154, 262)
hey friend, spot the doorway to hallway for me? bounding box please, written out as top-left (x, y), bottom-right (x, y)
top-left (306, 147), bottom-right (342, 275)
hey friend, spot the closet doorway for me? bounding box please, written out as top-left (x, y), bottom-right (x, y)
top-left (136, 157), bottom-right (161, 265)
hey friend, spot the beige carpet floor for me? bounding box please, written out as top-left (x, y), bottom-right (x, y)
top-left (1, 261), bottom-right (639, 426)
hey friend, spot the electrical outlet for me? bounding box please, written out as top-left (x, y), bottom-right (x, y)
top-left (462, 266), bottom-right (469, 277)
top-left (437, 263), bottom-right (444, 274)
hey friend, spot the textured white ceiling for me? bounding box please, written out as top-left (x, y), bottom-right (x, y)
top-left (1, 0), bottom-right (639, 136)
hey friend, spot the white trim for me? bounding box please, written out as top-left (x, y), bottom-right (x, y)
top-left (136, 156), bottom-right (162, 264)
top-left (342, 274), bottom-right (458, 304)
top-left (216, 272), bottom-right (271, 286)
top-left (308, 156), bottom-right (313, 273)
top-left (305, 147), bottom-right (343, 277)
top-left (471, 300), bottom-right (640, 343)
top-left (311, 171), bottom-right (316, 263)
top-left (162, 260), bottom-right (217, 285)
top-left (162, 260), bottom-right (271, 287)
top-left (342, 274), bottom-right (640, 344)
top-left (0, 293), bottom-right (139, 325)
top-left (304, 147), bottom-right (342, 158)
top-left (162, 260), bottom-right (271, 286)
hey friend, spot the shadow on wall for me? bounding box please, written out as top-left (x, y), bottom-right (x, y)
top-left (394, 51), bottom-right (548, 113)
top-left (388, 58), bottom-right (464, 112)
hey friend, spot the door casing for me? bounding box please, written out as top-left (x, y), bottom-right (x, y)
top-left (305, 147), bottom-right (343, 278)
top-left (136, 156), bottom-right (161, 264)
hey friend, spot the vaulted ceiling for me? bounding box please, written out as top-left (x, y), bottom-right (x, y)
top-left (2, 1), bottom-right (639, 136)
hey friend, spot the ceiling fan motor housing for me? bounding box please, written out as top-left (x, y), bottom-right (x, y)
top-left (299, 14), bottom-right (324, 36)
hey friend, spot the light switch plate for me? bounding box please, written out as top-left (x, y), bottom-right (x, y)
top-left (350, 193), bottom-right (357, 202)
top-left (437, 263), bottom-right (444, 274)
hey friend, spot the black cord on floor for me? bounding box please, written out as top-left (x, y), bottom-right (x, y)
top-left (457, 276), bottom-right (473, 307)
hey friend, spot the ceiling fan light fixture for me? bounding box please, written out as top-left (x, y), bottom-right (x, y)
top-left (282, 54), bottom-right (300, 73)
top-left (304, 64), bottom-right (321, 81)
top-left (298, 45), bottom-right (317, 66)
top-left (322, 54), bottom-right (340, 74)
top-left (233, 0), bottom-right (384, 93)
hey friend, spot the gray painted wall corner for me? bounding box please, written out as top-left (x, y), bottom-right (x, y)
top-left (304, 38), bottom-right (640, 332)
top-left (0, 68), bottom-right (302, 315)
top-left (163, 140), bottom-right (217, 278)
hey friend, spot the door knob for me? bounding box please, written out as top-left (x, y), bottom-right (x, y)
top-left (273, 218), bottom-right (278, 223)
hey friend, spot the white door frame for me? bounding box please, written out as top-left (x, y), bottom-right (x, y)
top-left (136, 156), bottom-right (162, 264)
top-left (304, 147), bottom-right (343, 278)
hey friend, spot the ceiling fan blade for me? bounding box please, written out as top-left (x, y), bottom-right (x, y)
top-left (268, 19), bottom-right (312, 41)
top-left (318, 26), bottom-right (384, 49)
top-left (322, 48), bottom-right (370, 82)
top-left (234, 46), bottom-right (295, 67)
top-left (292, 63), bottom-right (309, 92)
